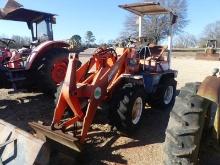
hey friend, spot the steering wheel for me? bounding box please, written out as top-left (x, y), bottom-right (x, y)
top-left (94, 47), bottom-right (117, 59)
top-left (0, 38), bottom-right (15, 49)
top-left (126, 37), bottom-right (139, 48)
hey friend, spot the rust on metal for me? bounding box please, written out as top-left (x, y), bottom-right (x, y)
top-left (214, 106), bottom-right (220, 143)
top-left (118, 2), bottom-right (171, 16)
top-left (29, 122), bottom-right (82, 152)
top-left (197, 76), bottom-right (220, 104)
top-left (197, 76), bottom-right (220, 143)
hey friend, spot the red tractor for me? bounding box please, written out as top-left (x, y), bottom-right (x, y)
top-left (0, 0), bottom-right (71, 94)
top-left (0, 38), bottom-right (14, 64)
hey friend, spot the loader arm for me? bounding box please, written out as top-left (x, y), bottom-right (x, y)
top-left (50, 48), bottom-right (135, 143)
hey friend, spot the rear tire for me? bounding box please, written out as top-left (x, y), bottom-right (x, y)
top-left (164, 83), bottom-right (211, 165)
top-left (34, 48), bottom-right (69, 95)
top-left (149, 78), bottom-right (177, 109)
top-left (109, 84), bottom-right (145, 133)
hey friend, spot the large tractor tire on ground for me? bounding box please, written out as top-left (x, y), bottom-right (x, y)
top-left (109, 84), bottom-right (146, 134)
top-left (149, 78), bottom-right (177, 109)
top-left (164, 82), bottom-right (212, 165)
top-left (34, 48), bottom-right (69, 95)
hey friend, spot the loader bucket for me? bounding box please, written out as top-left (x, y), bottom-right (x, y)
top-left (29, 122), bottom-right (82, 153)
top-left (0, 120), bottom-right (50, 165)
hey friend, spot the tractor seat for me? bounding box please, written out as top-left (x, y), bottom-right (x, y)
top-left (139, 45), bottom-right (167, 59)
top-left (139, 45), bottom-right (168, 72)
top-left (149, 45), bottom-right (167, 60)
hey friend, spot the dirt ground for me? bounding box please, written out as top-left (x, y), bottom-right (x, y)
top-left (0, 52), bottom-right (220, 165)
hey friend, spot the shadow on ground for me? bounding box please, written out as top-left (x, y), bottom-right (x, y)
top-left (0, 94), bottom-right (54, 132)
top-left (78, 105), bottom-right (173, 165)
top-left (199, 132), bottom-right (220, 165)
top-left (0, 91), bottom-right (174, 165)
top-left (1, 90), bottom-right (219, 165)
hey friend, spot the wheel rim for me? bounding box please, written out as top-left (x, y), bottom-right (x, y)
top-left (164, 86), bottom-right (174, 105)
top-left (51, 60), bottom-right (68, 85)
top-left (132, 97), bottom-right (143, 125)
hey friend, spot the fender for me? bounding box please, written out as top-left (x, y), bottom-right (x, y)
top-left (197, 76), bottom-right (220, 104)
top-left (197, 76), bottom-right (220, 142)
top-left (26, 40), bottom-right (69, 70)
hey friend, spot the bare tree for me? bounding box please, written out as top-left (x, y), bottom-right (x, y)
top-left (122, 0), bottom-right (189, 44)
top-left (0, 35), bottom-right (31, 49)
top-left (11, 35), bottom-right (31, 48)
top-left (174, 32), bottom-right (197, 48)
top-left (199, 21), bottom-right (220, 47)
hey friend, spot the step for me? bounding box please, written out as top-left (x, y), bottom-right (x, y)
top-left (8, 77), bottom-right (26, 82)
top-left (9, 68), bottom-right (25, 72)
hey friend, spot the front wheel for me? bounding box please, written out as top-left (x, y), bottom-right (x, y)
top-left (109, 84), bottom-right (145, 133)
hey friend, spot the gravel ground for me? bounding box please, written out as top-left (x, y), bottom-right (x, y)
top-left (0, 52), bottom-right (220, 165)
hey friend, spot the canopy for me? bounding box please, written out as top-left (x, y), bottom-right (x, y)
top-left (0, 0), bottom-right (56, 23)
top-left (119, 2), bottom-right (172, 16)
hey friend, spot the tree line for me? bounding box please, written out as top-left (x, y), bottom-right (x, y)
top-left (68, 30), bottom-right (98, 52)
top-left (0, 35), bottom-right (31, 49)
top-left (1, 0), bottom-right (220, 49)
top-left (174, 21), bottom-right (220, 48)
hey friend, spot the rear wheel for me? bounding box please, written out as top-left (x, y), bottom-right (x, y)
top-left (109, 84), bottom-right (145, 133)
top-left (164, 83), bottom-right (212, 165)
top-left (149, 78), bottom-right (177, 109)
top-left (34, 48), bottom-right (69, 95)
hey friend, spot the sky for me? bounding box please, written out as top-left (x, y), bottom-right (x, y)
top-left (0, 0), bottom-right (220, 43)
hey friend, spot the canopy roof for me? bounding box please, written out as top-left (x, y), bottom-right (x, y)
top-left (0, 0), bottom-right (56, 23)
top-left (119, 2), bottom-right (172, 16)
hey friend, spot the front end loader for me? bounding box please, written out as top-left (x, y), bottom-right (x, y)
top-left (0, 120), bottom-right (49, 165)
top-left (30, 2), bottom-right (178, 157)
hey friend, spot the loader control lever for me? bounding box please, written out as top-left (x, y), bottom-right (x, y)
top-left (93, 47), bottom-right (117, 61)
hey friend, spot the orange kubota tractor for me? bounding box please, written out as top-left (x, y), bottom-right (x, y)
top-left (0, 0), bottom-right (76, 94)
top-left (30, 2), bottom-right (178, 154)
